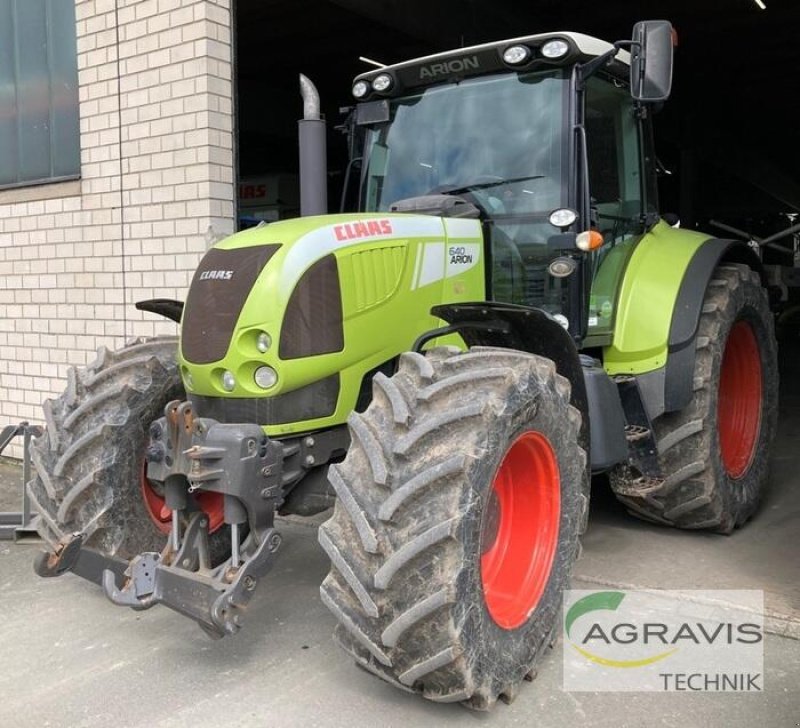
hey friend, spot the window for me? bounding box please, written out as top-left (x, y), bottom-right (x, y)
top-left (0, 0), bottom-right (80, 189)
top-left (361, 70), bottom-right (567, 215)
top-left (585, 77), bottom-right (642, 241)
top-left (585, 77), bottom-right (645, 336)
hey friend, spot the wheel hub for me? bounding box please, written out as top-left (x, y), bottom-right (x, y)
top-left (718, 320), bottom-right (762, 479)
top-left (140, 464), bottom-right (225, 535)
top-left (480, 431), bottom-right (561, 630)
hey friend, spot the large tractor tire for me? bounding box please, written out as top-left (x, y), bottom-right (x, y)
top-left (318, 346), bottom-right (587, 709)
top-left (27, 337), bottom-right (227, 560)
top-left (611, 263), bottom-right (778, 532)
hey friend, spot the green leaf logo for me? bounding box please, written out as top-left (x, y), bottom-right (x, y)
top-left (565, 591), bottom-right (626, 638)
top-left (565, 591), bottom-right (677, 669)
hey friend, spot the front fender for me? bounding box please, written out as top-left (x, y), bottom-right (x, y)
top-left (431, 302), bottom-right (589, 456)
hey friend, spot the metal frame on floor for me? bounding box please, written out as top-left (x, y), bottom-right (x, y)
top-left (0, 423), bottom-right (42, 541)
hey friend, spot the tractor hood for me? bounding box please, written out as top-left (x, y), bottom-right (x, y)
top-left (178, 213), bottom-right (485, 436)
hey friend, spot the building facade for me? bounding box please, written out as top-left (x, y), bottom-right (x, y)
top-left (0, 0), bottom-right (234, 458)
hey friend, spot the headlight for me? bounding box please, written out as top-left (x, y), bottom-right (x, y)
top-left (256, 331), bottom-right (272, 353)
top-left (549, 208), bottom-right (578, 229)
top-left (254, 366), bottom-right (278, 389)
top-left (221, 370), bottom-right (236, 392)
top-left (553, 314), bottom-right (570, 329)
top-left (548, 257), bottom-right (577, 278)
top-left (372, 73), bottom-right (393, 92)
top-left (502, 45), bottom-right (531, 65)
top-left (352, 80), bottom-right (370, 98)
top-left (541, 39), bottom-right (570, 59)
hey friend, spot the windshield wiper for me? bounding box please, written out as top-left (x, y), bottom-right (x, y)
top-left (437, 174), bottom-right (545, 196)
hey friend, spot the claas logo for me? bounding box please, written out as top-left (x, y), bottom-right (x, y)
top-left (334, 219), bottom-right (393, 241)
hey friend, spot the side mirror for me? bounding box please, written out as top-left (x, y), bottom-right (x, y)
top-left (630, 20), bottom-right (674, 103)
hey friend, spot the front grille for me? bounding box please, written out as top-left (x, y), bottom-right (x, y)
top-left (279, 254), bottom-right (344, 360)
top-left (189, 374), bottom-right (340, 426)
top-left (182, 244), bottom-right (280, 364)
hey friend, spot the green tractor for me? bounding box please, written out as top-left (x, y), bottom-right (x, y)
top-left (30, 21), bottom-right (777, 709)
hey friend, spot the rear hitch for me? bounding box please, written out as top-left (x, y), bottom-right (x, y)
top-left (34, 531), bottom-right (129, 584)
top-left (33, 531), bottom-right (85, 577)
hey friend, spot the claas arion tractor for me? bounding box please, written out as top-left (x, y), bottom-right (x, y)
top-left (30, 21), bottom-right (777, 708)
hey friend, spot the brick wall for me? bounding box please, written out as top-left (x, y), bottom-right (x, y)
top-left (0, 0), bottom-right (234, 459)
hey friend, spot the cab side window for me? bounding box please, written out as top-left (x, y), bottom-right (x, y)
top-left (585, 78), bottom-right (642, 243)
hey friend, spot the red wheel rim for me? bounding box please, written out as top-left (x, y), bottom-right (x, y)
top-left (718, 321), bottom-right (762, 479)
top-left (480, 431), bottom-right (561, 630)
top-left (140, 464), bottom-right (226, 534)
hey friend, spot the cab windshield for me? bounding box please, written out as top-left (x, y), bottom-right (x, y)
top-left (360, 69), bottom-right (568, 219)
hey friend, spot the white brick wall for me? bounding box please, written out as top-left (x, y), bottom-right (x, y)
top-left (0, 0), bottom-right (234, 459)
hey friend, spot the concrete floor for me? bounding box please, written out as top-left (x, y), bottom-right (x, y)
top-left (0, 520), bottom-right (798, 728)
top-left (0, 357), bottom-right (798, 726)
top-left (0, 456), bottom-right (24, 512)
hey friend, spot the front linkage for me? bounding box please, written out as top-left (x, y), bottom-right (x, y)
top-left (35, 400), bottom-right (345, 638)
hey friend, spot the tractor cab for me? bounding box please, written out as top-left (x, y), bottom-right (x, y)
top-left (348, 23), bottom-right (674, 342)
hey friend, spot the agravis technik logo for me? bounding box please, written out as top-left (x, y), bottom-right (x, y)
top-left (563, 589), bottom-right (764, 692)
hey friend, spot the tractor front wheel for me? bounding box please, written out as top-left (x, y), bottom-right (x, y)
top-left (28, 338), bottom-right (228, 562)
top-left (318, 346), bottom-right (587, 709)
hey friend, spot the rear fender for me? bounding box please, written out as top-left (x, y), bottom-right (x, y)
top-left (664, 238), bottom-right (763, 413)
top-left (604, 222), bottom-right (763, 419)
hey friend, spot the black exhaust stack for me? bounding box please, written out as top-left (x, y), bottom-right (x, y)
top-left (298, 74), bottom-right (327, 216)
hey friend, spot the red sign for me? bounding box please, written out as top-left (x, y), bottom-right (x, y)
top-left (239, 184), bottom-right (267, 200)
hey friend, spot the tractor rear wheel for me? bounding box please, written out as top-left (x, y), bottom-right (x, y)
top-left (28, 337), bottom-right (228, 561)
top-left (318, 346), bottom-right (587, 709)
top-left (611, 264), bottom-right (778, 532)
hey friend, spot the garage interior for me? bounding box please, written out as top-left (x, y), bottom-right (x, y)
top-left (234, 0), bottom-right (800, 235)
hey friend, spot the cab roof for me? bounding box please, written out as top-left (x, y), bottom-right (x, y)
top-left (352, 31), bottom-right (630, 100)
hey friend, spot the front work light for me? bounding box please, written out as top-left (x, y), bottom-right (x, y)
top-left (256, 331), bottom-right (272, 353)
top-left (541, 39), bottom-right (570, 59)
top-left (549, 208), bottom-right (578, 229)
top-left (548, 256), bottom-right (577, 278)
top-left (352, 80), bottom-right (370, 98)
top-left (503, 45), bottom-right (531, 65)
top-left (182, 368), bottom-right (194, 389)
top-left (372, 73), bottom-right (393, 92)
top-left (553, 314), bottom-right (569, 329)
